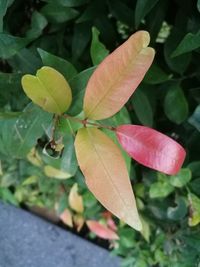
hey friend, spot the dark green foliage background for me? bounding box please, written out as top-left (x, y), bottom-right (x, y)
top-left (1, 0), bottom-right (200, 266)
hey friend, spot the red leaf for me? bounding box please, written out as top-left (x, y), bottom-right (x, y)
top-left (116, 125), bottom-right (186, 175)
top-left (86, 220), bottom-right (119, 240)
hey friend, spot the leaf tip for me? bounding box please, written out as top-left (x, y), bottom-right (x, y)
top-left (123, 209), bottom-right (143, 231)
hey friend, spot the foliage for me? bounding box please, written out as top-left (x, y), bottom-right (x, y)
top-left (1, 0), bottom-right (200, 266)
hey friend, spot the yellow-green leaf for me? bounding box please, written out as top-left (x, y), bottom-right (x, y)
top-left (74, 127), bottom-right (142, 231)
top-left (44, 165), bottom-right (72, 179)
top-left (83, 31), bottom-right (155, 120)
top-left (21, 66), bottom-right (72, 114)
top-left (68, 183), bottom-right (84, 213)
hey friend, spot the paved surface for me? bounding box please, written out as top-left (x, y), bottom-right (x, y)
top-left (0, 202), bottom-right (120, 267)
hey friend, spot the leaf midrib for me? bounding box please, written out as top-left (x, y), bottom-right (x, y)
top-left (86, 128), bottom-right (129, 208)
top-left (86, 46), bottom-right (150, 118)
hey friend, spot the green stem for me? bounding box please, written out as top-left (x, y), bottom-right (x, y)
top-left (62, 114), bottom-right (116, 131)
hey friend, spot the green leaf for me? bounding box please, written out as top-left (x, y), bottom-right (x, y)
top-left (167, 197), bottom-right (187, 221)
top-left (21, 66), bottom-right (72, 114)
top-left (0, 34), bottom-right (31, 59)
top-left (188, 104), bottom-right (200, 131)
top-left (149, 173), bottom-right (174, 198)
top-left (164, 28), bottom-right (191, 74)
top-left (149, 181), bottom-right (174, 198)
top-left (45, 0), bottom-right (88, 7)
top-left (187, 161), bottom-right (200, 177)
top-left (2, 103), bottom-right (52, 158)
top-left (57, 117), bottom-right (82, 135)
top-left (0, 0), bottom-right (14, 32)
top-left (41, 3), bottom-right (79, 23)
top-left (172, 31), bottom-right (200, 57)
top-left (90, 27), bottom-right (109, 65)
top-left (131, 89), bottom-right (153, 127)
top-left (188, 193), bottom-right (200, 226)
top-left (190, 178), bottom-right (200, 197)
top-left (8, 48), bottom-right (42, 73)
top-left (0, 187), bottom-right (18, 206)
top-left (135, 0), bottom-right (159, 28)
top-left (164, 84), bottom-right (188, 124)
top-left (38, 48), bottom-right (77, 80)
top-left (0, 111), bottom-right (22, 119)
top-left (144, 64), bottom-right (170, 84)
top-left (26, 11), bottom-right (48, 39)
top-left (170, 168), bottom-right (192, 188)
top-left (68, 67), bottom-right (96, 116)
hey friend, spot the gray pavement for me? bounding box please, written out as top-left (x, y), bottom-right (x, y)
top-left (0, 202), bottom-right (120, 267)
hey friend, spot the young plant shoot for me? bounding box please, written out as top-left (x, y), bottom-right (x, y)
top-left (21, 31), bottom-right (186, 231)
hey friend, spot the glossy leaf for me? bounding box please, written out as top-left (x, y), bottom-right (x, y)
top-left (0, 103), bottom-right (52, 158)
top-left (38, 48), bottom-right (77, 80)
top-left (68, 183), bottom-right (84, 213)
top-left (90, 27), bottom-right (109, 65)
top-left (172, 31), bottom-right (200, 57)
top-left (86, 220), bottom-right (119, 240)
top-left (116, 125), bottom-right (186, 175)
top-left (0, 34), bottom-right (31, 59)
top-left (164, 85), bottom-right (188, 124)
top-left (21, 66), bottom-right (72, 114)
top-left (164, 28), bottom-right (191, 74)
top-left (83, 31), bottom-right (155, 120)
top-left (9, 48), bottom-right (42, 74)
top-left (75, 127), bottom-right (142, 231)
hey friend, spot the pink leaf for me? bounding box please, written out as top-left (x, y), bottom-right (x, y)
top-left (86, 220), bottom-right (119, 240)
top-left (102, 211), bottom-right (117, 231)
top-left (59, 209), bottom-right (73, 228)
top-left (116, 125), bottom-right (186, 175)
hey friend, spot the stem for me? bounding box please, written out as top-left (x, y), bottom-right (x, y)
top-left (62, 114), bottom-right (116, 131)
